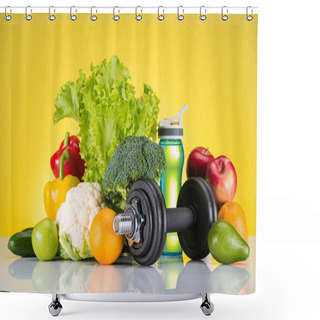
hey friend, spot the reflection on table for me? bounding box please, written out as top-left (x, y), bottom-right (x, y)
top-left (0, 237), bottom-right (255, 295)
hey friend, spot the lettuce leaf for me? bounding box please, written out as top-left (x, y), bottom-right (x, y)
top-left (53, 56), bottom-right (160, 184)
top-left (53, 71), bottom-right (86, 124)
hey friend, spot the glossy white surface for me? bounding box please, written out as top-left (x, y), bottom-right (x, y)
top-left (0, 237), bottom-right (255, 296)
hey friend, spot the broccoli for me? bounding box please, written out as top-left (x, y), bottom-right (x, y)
top-left (103, 136), bottom-right (166, 212)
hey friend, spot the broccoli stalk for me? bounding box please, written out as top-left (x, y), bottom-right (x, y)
top-left (103, 136), bottom-right (166, 212)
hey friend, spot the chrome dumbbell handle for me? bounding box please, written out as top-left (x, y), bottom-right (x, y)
top-left (113, 199), bottom-right (144, 247)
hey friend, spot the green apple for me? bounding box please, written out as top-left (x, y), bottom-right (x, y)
top-left (32, 218), bottom-right (58, 261)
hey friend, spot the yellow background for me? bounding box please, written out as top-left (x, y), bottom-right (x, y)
top-left (0, 14), bottom-right (257, 237)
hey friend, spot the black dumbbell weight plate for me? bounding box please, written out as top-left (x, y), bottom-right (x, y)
top-left (125, 188), bottom-right (153, 259)
top-left (126, 179), bottom-right (167, 266)
top-left (177, 177), bottom-right (217, 260)
top-left (143, 179), bottom-right (168, 263)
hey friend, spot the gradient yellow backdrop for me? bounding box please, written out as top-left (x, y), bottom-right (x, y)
top-left (0, 14), bottom-right (257, 237)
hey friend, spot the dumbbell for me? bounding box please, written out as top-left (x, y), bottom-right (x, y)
top-left (113, 177), bottom-right (218, 266)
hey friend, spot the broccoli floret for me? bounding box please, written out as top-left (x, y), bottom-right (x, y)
top-left (103, 136), bottom-right (166, 212)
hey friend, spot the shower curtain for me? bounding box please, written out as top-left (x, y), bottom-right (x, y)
top-left (0, 9), bottom-right (257, 296)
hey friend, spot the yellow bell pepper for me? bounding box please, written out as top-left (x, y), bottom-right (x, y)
top-left (44, 149), bottom-right (80, 221)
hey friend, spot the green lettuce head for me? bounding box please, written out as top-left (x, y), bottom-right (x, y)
top-left (53, 56), bottom-right (160, 184)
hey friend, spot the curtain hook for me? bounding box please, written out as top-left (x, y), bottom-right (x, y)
top-left (158, 6), bottom-right (164, 21)
top-left (246, 6), bottom-right (253, 21)
top-left (200, 6), bottom-right (207, 21)
top-left (25, 6), bottom-right (32, 21)
top-left (135, 6), bottom-right (142, 21)
top-left (177, 6), bottom-right (184, 21)
top-left (5, 6), bottom-right (12, 21)
top-left (221, 6), bottom-right (228, 21)
top-left (70, 6), bottom-right (77, 21)
top-left (49, 6), bottom-right (56, 21)
top-left (113, 6), bottom-right (120, 21)
top-left (91, 6), bottom-right (97, 21)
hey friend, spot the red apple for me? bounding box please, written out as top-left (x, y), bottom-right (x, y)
top-left (205, 156), bottom-right (237, 206)
top-left (187, 147), bottom-right (214, 178)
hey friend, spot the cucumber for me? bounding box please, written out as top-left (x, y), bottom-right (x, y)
top-left (8, 228), bottom-right (36, 257)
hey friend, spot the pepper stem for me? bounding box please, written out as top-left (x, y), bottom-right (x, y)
top-left (59, 149), bottom-right (69, 180)
top-left (63, 132), bottom-right (70, 147)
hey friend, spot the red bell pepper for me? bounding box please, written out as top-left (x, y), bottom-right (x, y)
top-left (50, 132), bottom-right (85, 181)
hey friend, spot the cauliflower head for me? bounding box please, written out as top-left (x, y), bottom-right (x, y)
top-left (56, 182), bottom-right (107, 261)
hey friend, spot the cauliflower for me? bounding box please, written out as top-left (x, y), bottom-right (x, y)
top-left (56, 182), bottom-right (107, 261)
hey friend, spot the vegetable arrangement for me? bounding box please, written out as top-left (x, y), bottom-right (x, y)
top-left (7, 56), bottom-right (250, 268)
top-left (8, 56), bottom-right (163, 265)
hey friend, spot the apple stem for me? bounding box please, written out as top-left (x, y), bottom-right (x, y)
top-left (205, 147), bottom-right (210, 155)
top-left (218, 161), bottom-right (224, 173)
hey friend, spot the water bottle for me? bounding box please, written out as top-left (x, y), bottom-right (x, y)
top-left (159, 105), bottom-right (189, 256)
